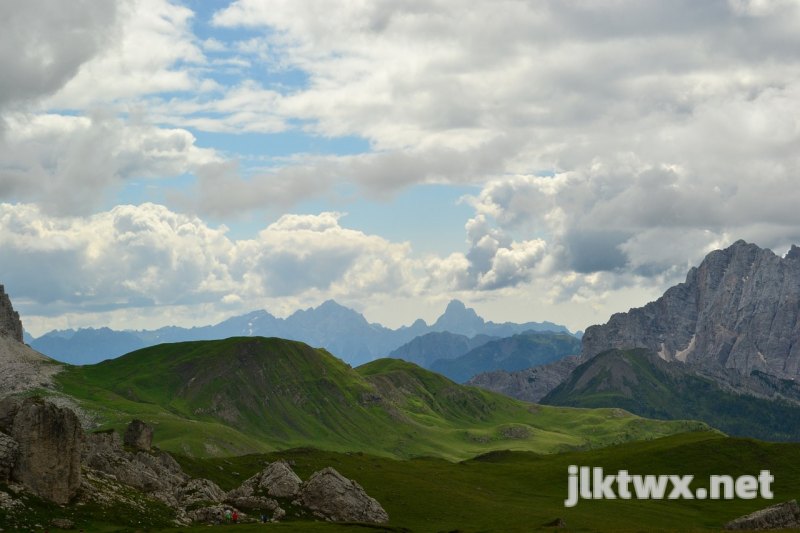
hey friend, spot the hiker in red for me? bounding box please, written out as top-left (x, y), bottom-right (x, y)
top-left (232, 510), bottom-right (239, 524)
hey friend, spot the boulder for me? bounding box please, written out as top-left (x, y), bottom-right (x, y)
top-left (724, 499), bottom-right (800, 530)
top-left (124, 419), bottom-right (153, 450)
top-left (0, 431), bottom-right (18, 482)
top-left (228, 459), bottom-right (302, 501)
top-left (299, 467), bottom-right (388, 523)
top-left (7, 397), bottom-right (83, 504)
top-left (260, 460), bottom-right (302, 497)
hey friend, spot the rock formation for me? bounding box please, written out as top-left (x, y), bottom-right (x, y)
top-left (582, 241), bottom-right (800, 379)
top-left (724, 499), bottom-right (800, 530)
top-left (0, 285), bottom-right (23, 343)
top-left (83, 428), bottom-right (190, 499)
top-left (299, 467), bottom-right (389, 523)
top-left (124, 419), bottom-right (154, 450)
top-left (0, 397), bottom-right (83, 504)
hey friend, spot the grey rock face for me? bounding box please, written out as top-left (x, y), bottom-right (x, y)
top-left (6, 397), bottom-right (83, 504)
top-left (724, 499), bottom-right (800, 530)
top-left (582, 241), bottom-right (800, 379)
top-left (299, 467), bottom-right (389, 523)
top-left (0, 285), bottom-right (23, 343)
top-left (0, 431), bottom-right (19, 482)
top-left (467, 356), bottom-right (579, 402)
top-left (124, 419), bottom-right (154, 450)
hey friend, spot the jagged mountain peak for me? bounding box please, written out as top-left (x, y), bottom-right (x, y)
top-left (582, 240), bottom-right (800, 380)
top-left (432, 299), bottom-right (485, 335)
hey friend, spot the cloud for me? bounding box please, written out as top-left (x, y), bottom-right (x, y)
top-left (0, 203), bottom-right (417, 322)
top-left (0, 0), bottom-right (117, 111)
top-left (190, 0), bottom-right (800, 224)
top-left (43, 0), bottom-right (205, 109)
top-left (0, 112), bottom-right (219, 215)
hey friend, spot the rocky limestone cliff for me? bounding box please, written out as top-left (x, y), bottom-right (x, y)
top-left (0, 285), bottom-right (23, 343)
top-left (582, 240), bottom-right (800, 379)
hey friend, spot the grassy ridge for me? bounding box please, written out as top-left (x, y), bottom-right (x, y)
top-left (55, 337), bottom-right (707, 459)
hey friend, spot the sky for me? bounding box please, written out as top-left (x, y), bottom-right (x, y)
top-left (2, 0), bottom-right (800, 337)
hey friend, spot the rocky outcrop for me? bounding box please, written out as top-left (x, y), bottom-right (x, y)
top-left (83, 429), bottom-right (188, 497)
top-left (0, 431), bottom-right (19, 482)
top-left (0, 397), bottom-right (83, 504)
top-left (299, 467), bottom-right (389, 523)
top-left (0, 285), bottom-right (23, 343)
top-left (582, 241), bottom-right (800, 380)
top-left (724, 499), bottom-right (800, 530)
top-left (467, 356), bottom-right (579, 402)
top-left (124, 419), bottom-right (153, 450)
top-left (82, 426), bottom-right (231, 517)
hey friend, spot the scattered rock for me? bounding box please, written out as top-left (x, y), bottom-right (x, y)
top-left (724, 499), bottom-right (800, 530)
top-left (299, 467), bottom-right (389, 523)
top-left (124, 419), bottom-right (153, 451)
top-left (6, 397), bottom-right (83, 504)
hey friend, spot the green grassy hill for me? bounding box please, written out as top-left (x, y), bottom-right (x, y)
top-left (543, 348), bottom-right (800, 441)
top-left (54, 337), bottom-right (706, 459)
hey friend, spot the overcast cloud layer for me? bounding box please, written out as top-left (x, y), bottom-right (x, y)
top-left (2, 0), bottom-right (800, 335)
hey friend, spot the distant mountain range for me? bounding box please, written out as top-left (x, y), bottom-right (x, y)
top-left (29, 299), bottom-right (574, 366)
top-left (388, 329), bottom-right (580, 383)
top-left (430, 331), bottom-right (580, 383)
top-left (388, 331), bottom-right (499, 368)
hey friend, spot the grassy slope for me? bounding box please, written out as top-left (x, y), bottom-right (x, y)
top-left (169, 431), bottom-right (800, 532)
top-left (543, 348), bottom-right (800, 441)
top-left (55, 337), bottom-right (706, 459)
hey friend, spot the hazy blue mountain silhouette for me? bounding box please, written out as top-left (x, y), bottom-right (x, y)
top-left (30, 299), bottom-right (573, 365)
